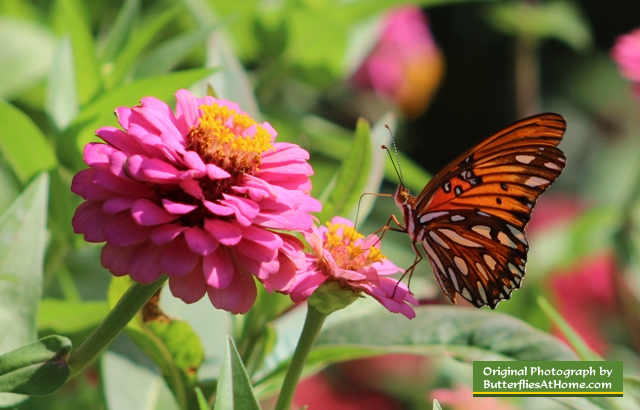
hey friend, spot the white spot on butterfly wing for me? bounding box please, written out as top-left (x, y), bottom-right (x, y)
top-left (453, 256), bottom-right (469, 275)
top-left (477, 281), bottom-right (488, 304)
top-left (508, 262), bottom-right (524, 278)
top-left (525, 176), bottom-right (549, 187)
top-left (450, 215), bottom-right (466, 222)
top-left (423, 241), bottom-right (444, 272)
top-left (438, 228), bottom-right (482, 247)
top-left (429, 231), bottom-right (450, 249)
top-left (497, 231), bottom-right (517, 249)
top-left (461, 287), bottom-right (472, 301)
top-left (515, 155), bottom-right (535, 164)
top-left (448, 268), bottom-right (460, 292)
top-left (476, 263), bottom-right (489, 281)
top-left (484, 254), bottom-right (497, 270)
top-left (420, 211), bottom-right (449, 224)
top-left (472, 225), bottom-right (492, 239)
top-left (545, 161), bottom-right (561, 170)
top-left (507, 224), bottom-right (527, 244)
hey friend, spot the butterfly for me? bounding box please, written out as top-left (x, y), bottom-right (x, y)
top-left (390, 113), bottom-right (566, 308)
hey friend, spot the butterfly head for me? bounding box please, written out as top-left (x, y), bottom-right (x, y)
top-left (393, 184), bottom-right (411, 207)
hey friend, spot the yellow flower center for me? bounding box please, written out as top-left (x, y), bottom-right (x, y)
top-left (186, 103), bottom-right (274, 174)
top-left (323, 222), bottom-right (386, 270)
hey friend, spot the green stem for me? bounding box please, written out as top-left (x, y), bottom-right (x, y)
top-left (274, 305), bottom-right (327, 410)
top-left (67, 276), bottom-right (167, 378)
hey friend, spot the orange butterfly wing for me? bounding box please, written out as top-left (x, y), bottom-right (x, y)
top-left (395, 113), bottom-right (566, 308)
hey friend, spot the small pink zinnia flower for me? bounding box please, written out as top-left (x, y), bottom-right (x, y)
top-left (612, 28), bottom-right (640, 96)
top-left (289, 217), bottom-right (418, 319)
top-left (71, 89), bottom-right (321, 314)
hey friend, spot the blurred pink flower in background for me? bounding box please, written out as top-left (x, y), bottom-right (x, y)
top-left (611, 28), bottom-right (640, 96)
top-left (288, 216), bottom-right (418, 318)
top-left (549, 254), bottom-right (618, 354)
top-left (71, 89), bottom-right (320, 314)
top-left (529, 197), bottom-right (619, 354)
top-left (352, 7), bottom-right (444, 118)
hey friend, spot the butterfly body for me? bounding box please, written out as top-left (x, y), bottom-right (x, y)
top-left (394, 113), bottom-right (567, 308)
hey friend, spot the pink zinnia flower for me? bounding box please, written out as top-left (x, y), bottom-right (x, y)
top-left (289, 217), bottom-right (418, 319)
top-left (611, 28), bottom-right (640, 96)
top-left (352, 7), bottom-right (444, 118)
top-left (71, 89), bottom-right (321, 314)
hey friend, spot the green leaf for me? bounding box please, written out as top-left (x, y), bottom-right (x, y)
top-left (0, 174), bottom-right (49, 406)
top-left (0, 101), bottom-right (57, 184)
top-left (0, 335), bottom-right (71, 395)
top-left (102, 350), bottom-right (179, 410)
top-left (105, 6), bottom-right (181, 89)
top-left (205, 31), bottom-right (260, 119)
top-left (38, 299), bottom-right (107, 334)
top-left (213, 337), bottom-right (260, 410)
top-left (58, 68), bottom-right (216, 169)
top-left (46, 36), bottom-right (79, 130)
top-left (52, 0), bottom-right (102, 105)
top-left (135, 24), bottom-right (220, 78)
top-left (195, 387), bottom-right (209, 410)
top-left (99, 0), bottom-right (140, 63)
top-left (108, 277), bottom-right (205, 410)
top-left (433, 398), bottom-right (443, 410)
top-left (356, 112), bottom-right (395, 221)
top-left (486, 0), bottom-right (593, 51)
top-left (537, 296), bottom-right (601, 361)
top-left (0, 17), bottom-right (57, 99)
top-left (259, 303), bottom-right (599, 409)
top-left (316, 118), bottom-right (372, 223)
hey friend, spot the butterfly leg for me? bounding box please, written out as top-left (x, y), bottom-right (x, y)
top-left (375, 214), bottom-right (408, 241)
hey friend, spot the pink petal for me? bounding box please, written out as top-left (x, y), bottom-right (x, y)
top-left (207, 268), bottom-right (257, 314)
top-left (103, 212), bottom-right (154, 246)
top-left (71, 169), bottom-right (114, 200)
top-left (174, 89), bottom-right (200, 130)
top-left (150, 223), bottom-right (188, 244)
top-left (204, 219), bottom-right (242, 246)
top-left (72, 201), bottom-right (107, 242)
top-left (162, 236), bottom-right (199, 275)
top-left (235, 238), bottom-right (277, 263)
top-left (203, 200), bottom-right (235, 216)
top-left (126, 155), bottom-right (181, 183)
top-left (162, 199), bottom-right (198, 215)
top-left (131, 198), bottom-right (179, 225)
top-left (128, 242), bottom-right (167, 283)
top-left (206, 164), bottom-right (231, 179)
top-left (96, 126), bottom-right (144, 155)
top-left (168, 264), bottom-right (207, 303)
top-left (184, 226), bottom-right (219, 255)
top-left (262, 252), bottom-right (297, 292)
top-left (203, 249), bottom-right (234, 289)
top-left (289, 267), bottom-right (327, 302)
top-left (101, 243), bottom-right (135, 276)
top-left (220, 195), bottom-right (259, 226)
top-left (240, 224), bottom-right (283, 250)
top-left (182, 151), bottom-right (206, 172)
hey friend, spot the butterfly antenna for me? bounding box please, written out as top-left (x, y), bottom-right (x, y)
top-left (382, 125), bottom-right (405, 187)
